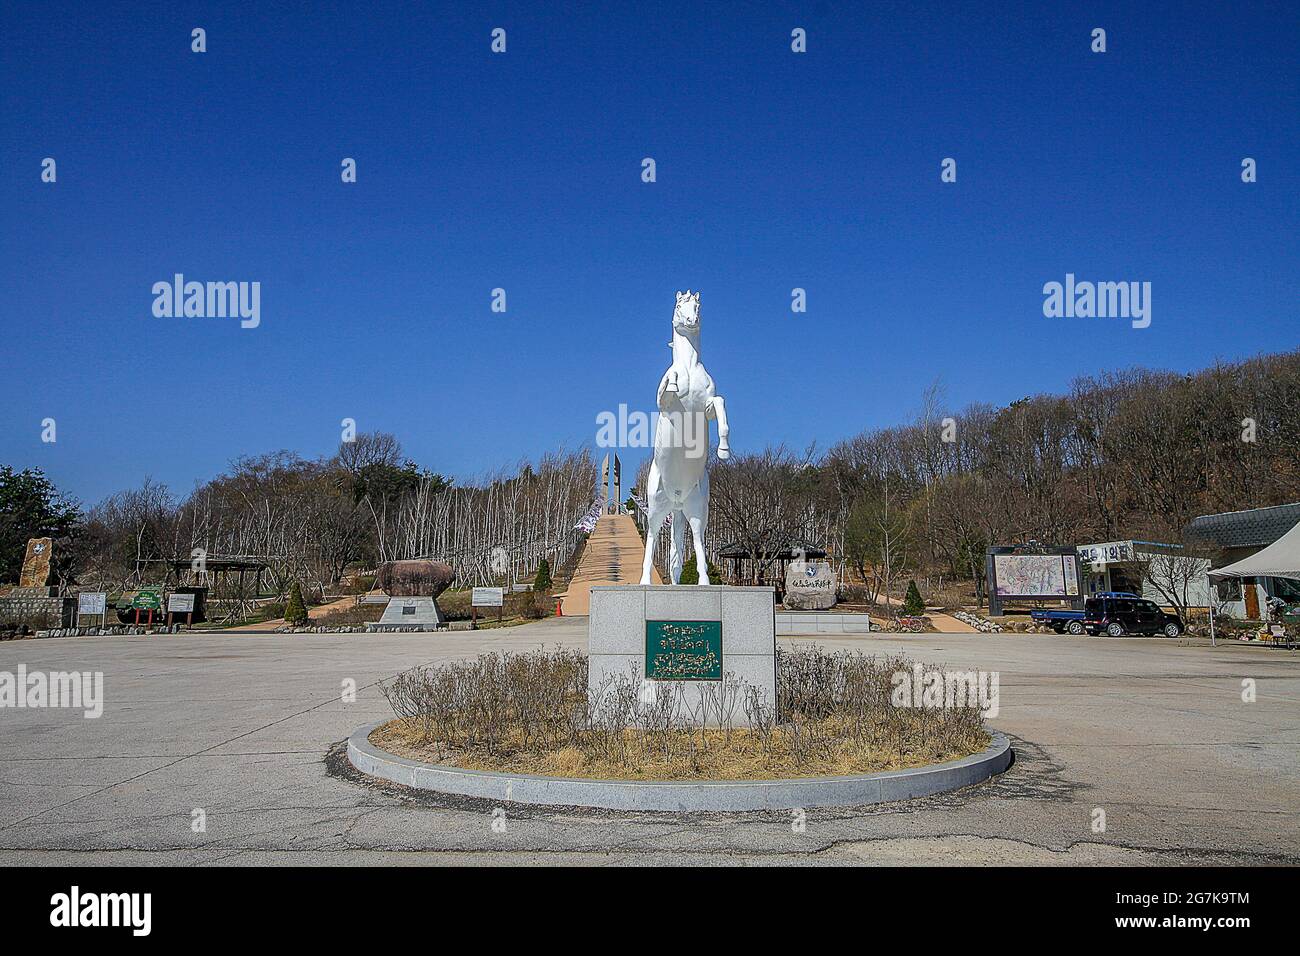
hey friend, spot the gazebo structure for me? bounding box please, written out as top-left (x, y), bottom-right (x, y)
top-left (166, 556), bottom-right (271, 596)
top-left (716, 540), bottom-right (827, 599)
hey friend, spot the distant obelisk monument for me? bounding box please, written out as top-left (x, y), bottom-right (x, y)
top-left (600, 453), bottom-right (622, 514)
top-left (612, 455), bottom-right (621, 514)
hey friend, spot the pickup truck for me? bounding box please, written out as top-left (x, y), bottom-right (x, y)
top-left (1030, 593), bottom-right (1142, 635)
top-left (1029, 608), bottom-right (1087, 634)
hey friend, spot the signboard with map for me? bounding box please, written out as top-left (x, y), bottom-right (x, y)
top-left (993, 554), bottom-right (1080, 597)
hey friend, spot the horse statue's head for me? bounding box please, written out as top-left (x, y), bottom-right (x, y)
top-left (672, 290), bottom-right (701, 336)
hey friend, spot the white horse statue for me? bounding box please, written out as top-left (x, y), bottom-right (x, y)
top-left (639, 290), bottom-right (731, 585)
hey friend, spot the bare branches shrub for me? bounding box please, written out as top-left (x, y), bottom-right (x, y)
top-left (377, 646), bottom-right (989, 779)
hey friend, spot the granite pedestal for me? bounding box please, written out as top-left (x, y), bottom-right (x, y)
top-left (365, 596), bottom-right (445, 632)
top-left (588, 585), bottom-right (776, 726)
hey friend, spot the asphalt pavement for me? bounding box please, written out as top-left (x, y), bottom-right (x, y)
top-left (0, 616), bottom-right (1295, 865)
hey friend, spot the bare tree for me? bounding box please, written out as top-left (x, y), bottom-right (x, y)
top-left (1138, 547), bottom-right (1211, 621)
top-left (708, 446), bottom-right (826, 584)
top-left (335, 431), bottom-right (403, 475)
top-left (842, 472), bottom-right (912, 605)
top-left (82, 479), bottom-right (177, 589)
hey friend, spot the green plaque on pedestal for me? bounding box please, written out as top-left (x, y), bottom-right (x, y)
top-left (645, 620), bottom-right (723, 680)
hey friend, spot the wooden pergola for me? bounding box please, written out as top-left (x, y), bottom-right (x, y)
top-left (166, 556), bottom-right (270, 596)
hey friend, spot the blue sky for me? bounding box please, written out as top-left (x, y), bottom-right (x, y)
top-left (2, 1), bottom-right (1297, 506)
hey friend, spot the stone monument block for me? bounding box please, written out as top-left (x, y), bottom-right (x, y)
top-left (588, 585), bottom-right (775, 726)
top-left (19, 538), bottom-right (54, 591)
top-left (784, 560), bottom-right (837, 610)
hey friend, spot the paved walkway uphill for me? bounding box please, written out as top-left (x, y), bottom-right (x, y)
top-left (556, 514), bottom-right (661, 615)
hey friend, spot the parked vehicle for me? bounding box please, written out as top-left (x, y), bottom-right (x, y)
top-left (1030, 608), bottom-right (1087, 634)
top-left (1082, 593), bottom-right (1183, 637)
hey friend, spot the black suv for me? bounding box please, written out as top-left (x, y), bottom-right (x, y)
top-left (1083, 594), bottom-right (1183, 637)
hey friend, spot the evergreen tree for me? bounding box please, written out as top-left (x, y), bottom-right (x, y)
top-left (0, 467), bottom-right (80, 583)
top-left (679, 554), bottom-right (721, 585)
top-left (533, 558), bottom-right (552, 592)
top-left (284, 581), bottom-right (309, 625)
top-left (903, 579), bottom-right (925, 615)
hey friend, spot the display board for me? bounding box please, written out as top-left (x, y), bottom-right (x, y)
top-left (167, 593), bottom-right (196, 613)
top-left (993, 553), bottom-right (1080, 597)
top-left (131, 589), bottom-right (163, 611)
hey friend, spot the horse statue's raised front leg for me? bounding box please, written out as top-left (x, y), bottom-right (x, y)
top-left (656, 370), bottom-right (678, 415)
top-left (709, 395), bottom-right (731, 459)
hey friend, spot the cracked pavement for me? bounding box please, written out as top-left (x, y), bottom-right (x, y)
top-left (1, 617), bottom-right (1296, 866)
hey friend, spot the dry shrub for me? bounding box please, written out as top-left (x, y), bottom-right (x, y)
top-left (381, 647), bottom-right (586, 753)
top-left (517, 590), bottom-right (546, 619)
top-left (377, 646), bottom-right (990, 780)
top-left (315, 601), bottom-right (385, 626)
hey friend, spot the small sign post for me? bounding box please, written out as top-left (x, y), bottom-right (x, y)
top-left (132, 589), bottom-right (162, 629)
top-left (77, 592), bottom-right (107, 628)
top-left (167, 592), bottom-right (196, 628)
top-left (472, 586), bottom-right (505, 626)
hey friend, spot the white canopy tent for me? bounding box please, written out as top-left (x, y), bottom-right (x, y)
top-left (1208, 516), bottom-right (1300, 580)
top-left (1200, 512), bottom-right (1299, 646)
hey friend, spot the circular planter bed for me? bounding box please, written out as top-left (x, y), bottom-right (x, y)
top-left (347, 721), bottom-right (1012, 812)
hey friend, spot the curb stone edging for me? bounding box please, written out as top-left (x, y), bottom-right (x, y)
top-left (346, 721), bottom-right (1012, 812)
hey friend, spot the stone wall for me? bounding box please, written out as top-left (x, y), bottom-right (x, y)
top-left (0, 595), bottom-right (74, 630)
top-left (34, 625), bottom-right (181, 638)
